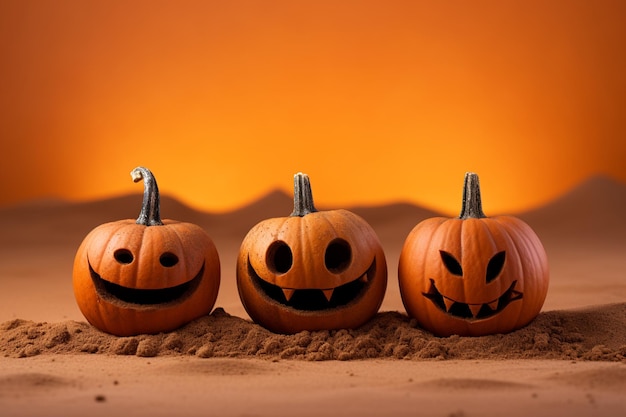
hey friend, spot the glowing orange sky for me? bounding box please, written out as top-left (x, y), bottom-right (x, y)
top-left (1, 1), bottom-right (625, 216)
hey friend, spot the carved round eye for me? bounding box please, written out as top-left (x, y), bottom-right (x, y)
top-left (159, 252), bottom-right (179, 267)
top-left (114, 249), bottom-right (134, 264)
top-left (267, 240), bottom-right (293, 274)
top-left (486, 251), bottom-right (506, 283)
top-left (440, 250), bottom-right (463, 276)
top-left (325, 239), bottom-right (352, 273)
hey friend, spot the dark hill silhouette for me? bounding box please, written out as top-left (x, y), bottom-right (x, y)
top-left (1, 175), bottom-right (624, 249)
top-left (518, 175), bottom-right (626, 244)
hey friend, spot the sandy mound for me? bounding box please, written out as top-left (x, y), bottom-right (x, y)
top-left (2, 303), bottom-right (624, 362)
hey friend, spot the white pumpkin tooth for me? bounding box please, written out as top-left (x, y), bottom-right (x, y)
top-left (322, 289), bottom-right (334, 302)
top-left (443, 297), bottom-right (455, 312)
top-left (487, 300), bottom-right (499, 310)
top-left (468, 304), bottom-right (482, 318)
top-left (282, 288), bottom-right (296, 301)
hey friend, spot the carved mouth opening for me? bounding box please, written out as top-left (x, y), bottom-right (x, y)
top-left (89, 260), bottom-right (204, 307)
top-left (249, 259), bottom-right (376, 311)
top-left (422, 279), bottom-right (522, 320)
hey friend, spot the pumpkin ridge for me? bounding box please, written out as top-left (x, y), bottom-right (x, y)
top-left (90, 221), bottom-right (133, 275)
top-left (302, 214), bottom-right (316, 287)
top-left (166, 222), bottom-right (194, 278)
top-left (485, 219), bottom-right (526, 307)
top-left (318, 210), bottom-right (348, 282)
top-left (336, 210), bottom-right (383, 276)
top-left (423, 219), bottom-right (450, 327)
top-left (244, 216), bottom-right (290, 285)
top-left (496, 219), bottom-right (527, 293)
top-left (498, 223), bottom-right (528, 327)
top-left (471, 218), bottom-right (502, 284)
top-left (498, 217), bottom-right (547, 314)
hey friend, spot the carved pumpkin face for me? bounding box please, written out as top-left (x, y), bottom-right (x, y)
top-left (237, 173), bottom-right (387, 334)
top-left (398, 173), bottom-right (549, 336)
top-left (72, 167), bottom-right (220, 336)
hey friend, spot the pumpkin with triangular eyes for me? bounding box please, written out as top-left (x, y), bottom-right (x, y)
top-left (236, 173), bottom-right (387, 334)
top-left (398, 173), bottom-right (549, 336)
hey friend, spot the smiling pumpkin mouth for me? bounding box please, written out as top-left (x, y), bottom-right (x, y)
top-left (248, 258), bottom-right (376, 311)
top-left (88, 260), bottom-right (204, 307)
top-left (422, 279), bottom-right (523, 320)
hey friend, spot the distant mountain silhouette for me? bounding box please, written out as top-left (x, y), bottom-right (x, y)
top-left (0, 194), bottom-right (212, 247)
top-left (213, 189), bottom-right (294, 237)
top-left (519, 175), bottom-right (626, 243)
top-left (2, 175), bottom-right (624, 249)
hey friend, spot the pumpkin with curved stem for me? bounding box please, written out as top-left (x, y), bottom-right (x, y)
top-left (398, 172), bottom-right (549, 337)
top-left (72, 167), bottom-right (221, 336)
top-left (236, 172), bottom-right (387, 334)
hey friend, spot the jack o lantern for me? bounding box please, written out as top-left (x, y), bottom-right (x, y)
top-left (236, 172), bottom-right (387, 334)
top-left (72, 167), bottom-right (220, 336)
top-left (398, 172), bottom-right (549, 336)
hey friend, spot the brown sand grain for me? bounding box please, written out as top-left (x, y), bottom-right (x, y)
top-left (2, 304), bottom-right (624, 362)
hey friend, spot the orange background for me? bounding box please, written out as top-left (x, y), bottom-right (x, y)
top-left (1, 1), bottom-right (625, 216)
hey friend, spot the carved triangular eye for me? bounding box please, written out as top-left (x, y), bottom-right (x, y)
top-left (486, 251), bottom-right (506, 283)
top-left (439, 251), bottom-right (463, 276)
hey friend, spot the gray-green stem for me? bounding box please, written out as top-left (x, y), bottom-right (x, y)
top-left (290, 172), bottom-right (318, 217)
top-left (131, 166), bottom-right (164, 226)
top-left (459, 172), bottom-right (487, 219)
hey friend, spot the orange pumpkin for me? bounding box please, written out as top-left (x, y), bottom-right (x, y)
top-left (72, 167), bottom-right (220, 336)
top-left (398, 172), bottom-right (549, 336)
top-left (236, 173), bottom-right (387, 334)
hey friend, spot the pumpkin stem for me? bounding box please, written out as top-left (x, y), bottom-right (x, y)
top-left (290, 172), bottom-right (318, 217)
top-left (459, 172), bottom-right (487, 219)
top-left (131, 166), bottom-right (164, 226)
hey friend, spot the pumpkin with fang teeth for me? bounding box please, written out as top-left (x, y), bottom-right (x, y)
top-left (236, 172), bottom-right (387, 334)
top-left (398, 172), bottom-right (549, 337)
top-left (72, 167), bottom-right (221, 336)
